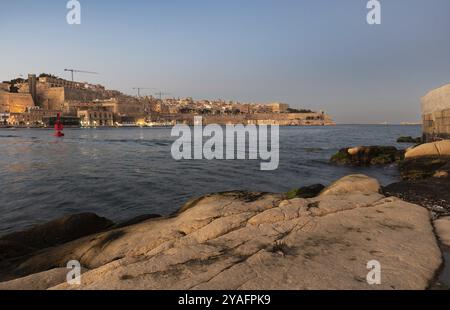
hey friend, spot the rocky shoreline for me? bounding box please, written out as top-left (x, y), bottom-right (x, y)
top-left (0, 173), bottom-right (449, 290)
top-left (330, 141), bottom-right (450, 217)
top-left (327, 140), bottom-right (450, 289)
top-left (383, 179), bottom-right (450, 219)
top-left (1, 140), bottom-right (450, 290)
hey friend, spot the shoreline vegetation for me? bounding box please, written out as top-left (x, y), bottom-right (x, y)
top-left (0, 139), bottom-right (449, 289)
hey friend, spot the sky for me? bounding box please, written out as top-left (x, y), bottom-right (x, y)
top-left (1, 0), bottom-right (450, 124)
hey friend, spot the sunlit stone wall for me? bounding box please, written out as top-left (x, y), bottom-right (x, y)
top-left (422, 84), bottom-right (450, 141)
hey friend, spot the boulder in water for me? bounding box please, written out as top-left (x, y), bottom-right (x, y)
top-left (330, 146), bottom-right (404, 166)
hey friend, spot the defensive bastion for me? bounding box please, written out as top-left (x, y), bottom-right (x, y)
top-left (422, 83), bottom-right (450, 141)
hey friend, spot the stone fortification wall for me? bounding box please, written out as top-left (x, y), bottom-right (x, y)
top-left (0, 92), bottom-right (34, 113)
top-left (422, 84), bottom-right (450, 141)
top-left (37, 87), bottom-right (65, 111)
top-left (37, 87), bottom-right (115, 112)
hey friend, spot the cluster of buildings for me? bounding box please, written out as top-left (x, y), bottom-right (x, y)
top-left (0, 74), bottom-right (148, 127)
top-left (0, 73), bottom-right (335, 127)
top-left (153, 97), bottom-right (291, 115)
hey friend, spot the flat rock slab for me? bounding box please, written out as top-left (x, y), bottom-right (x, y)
top-left (0, 175), bottom-right (442, 290)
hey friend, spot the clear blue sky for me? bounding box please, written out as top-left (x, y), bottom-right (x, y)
top-left (1, 0), bottom-right (450, 123)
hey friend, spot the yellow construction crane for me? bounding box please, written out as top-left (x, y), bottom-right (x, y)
top-left (64, 69), bottom-right (99, 81)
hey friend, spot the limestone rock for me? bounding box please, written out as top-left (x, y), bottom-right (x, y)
top-left (0, 268), bottom-right (70, 290)
top-left (405, 140), bottom-right (450, 159)
top-left (433, 171), bottom-right (449, 179)
top-left (0, 175), bottom-right (442, 290)
top-left (348, 147), bottom-right (362, 156)
top-left (401, 140), bottom-right (450, 180)
top-left (320, 174), bottom-right (380, 196)
top-left (435, 217), bottom-right (450, 247)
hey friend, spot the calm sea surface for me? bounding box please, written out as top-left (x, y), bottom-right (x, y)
top-left (0, 125), bottom-right (421, 236)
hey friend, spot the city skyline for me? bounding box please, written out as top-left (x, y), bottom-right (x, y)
top-left (1, 0), bottom-right (450, 123)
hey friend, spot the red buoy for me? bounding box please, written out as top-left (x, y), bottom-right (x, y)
top-left (54, 113), bottom-right (65, 137)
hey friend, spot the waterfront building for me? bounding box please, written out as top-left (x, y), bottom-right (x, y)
top-left (8, 107), bottom-right (59, 127)
top-left (77, 107), bottom-right (114, 127)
